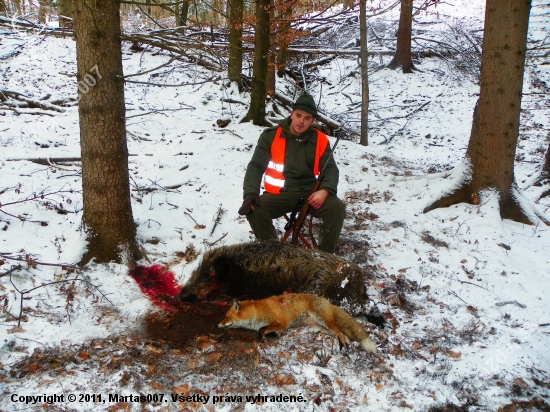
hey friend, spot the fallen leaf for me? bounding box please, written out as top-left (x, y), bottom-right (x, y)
top-left (204, 352), bottom-right (222, 363)
top-left (78, 351), bottom-right (89, 360)
top-left (513, 378), bottom-right (529, 389)
top-left (275, 373), bottom-right (296, 386)
top-left (444, 348), bottom-right (462, 359)
top-left (498, 243), bottom-right (511, 250)
top-left (108, 403), bottom-right (129, 412)
top-left (7, 326), bottom-right (24, 334)
top-left (173, 384), bottom-right (190, 395)
top-left (146, 345), bottom-right (162, 354)
top-left (150, 382), bottom-right (162, 391)
top-left (411, 340), bottom-right (422, 351)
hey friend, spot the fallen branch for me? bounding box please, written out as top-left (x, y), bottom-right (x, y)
top-left (0, 264), bottom-right (22, 278)
top-left (274, 91), bottom-right (341, 130)
top-left (184, 211), bottom-right (206, 229)
top-left (206, 232), bottom-right (228, 247)
top-left (0, 107), bottom-right (57, 116)
top-left (9, 271), bottom-right (113, 328)
top-left (217, 129), bottom-right (243, 139)
top-left (0, 254), bottom-right (80, 270)
top-left (454, 278), bottom-right (488, 290)
top-left (210, 204), bottom-right (225, 236)
top-left (495, 300), bottom-right (527, 309)
top-left (380, 101), bottom-right (431, 144)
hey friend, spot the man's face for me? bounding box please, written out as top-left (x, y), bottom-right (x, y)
top-left (289, 110), bottom-right (315, 136)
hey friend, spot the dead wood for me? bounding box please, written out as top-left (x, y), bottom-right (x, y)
top-left (0, 90), bottom-right (67, 113)
top-left (274, 91), bottom-right (341, 131)
top-left (6, 157), bottom-right (82, 165)
top-left (380, 100), bottom-right (431, 144)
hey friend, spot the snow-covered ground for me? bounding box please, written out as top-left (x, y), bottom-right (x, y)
top-left (1, 0), bottom-right (549, 410)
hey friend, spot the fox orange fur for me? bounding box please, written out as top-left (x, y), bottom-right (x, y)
top-left (218, 293), bottom-right (376, 352)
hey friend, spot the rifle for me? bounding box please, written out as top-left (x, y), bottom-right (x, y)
top-left (281, 134), bottom-right (341, 248)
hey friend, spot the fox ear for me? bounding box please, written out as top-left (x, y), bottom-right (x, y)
top-left (232, 301), bottom-right (240, 312)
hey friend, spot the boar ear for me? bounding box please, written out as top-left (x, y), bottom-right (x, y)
top-left (232, 301), bottom-right (240, 312)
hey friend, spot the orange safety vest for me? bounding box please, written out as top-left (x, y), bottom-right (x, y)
top-left (264, 127), bottom-right (329, 194)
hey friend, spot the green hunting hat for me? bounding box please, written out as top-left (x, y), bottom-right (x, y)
top-left (292, 94), bottom-right (318, 117)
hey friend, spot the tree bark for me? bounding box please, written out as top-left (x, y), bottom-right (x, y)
top-left (12, 0), bottom-right (21, 15)
top-left (73, 0), bottom-right (140, 264)
top-left (359, 0), bottom-right (369, 146)
top-left (424, 0), bottom-right (533, 224)
top-left (275, 1), bottom-right (292, 78)
top-left (543, 142), bottom-right (550, 178)
top-left (38, 0), bottom-right (49, 24)
top-left (387, 0), bottom-right (415, 73)
top-left (175, 0), bottom-right (189, 26)
top-left (267, 1), bottom-right (275, 97)
top-left (243, 0), bottom-right (271, 125)
top-left (57, 0), bottom-right (74, 29)
top-left (227, 0), bottom-right (243, 90)
top-left (343, 0), bottom-right (354, 9)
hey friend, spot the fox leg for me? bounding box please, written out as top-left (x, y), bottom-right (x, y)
top-left (258, 322), bottom-right (287, 341)
top-left (322, 320), bottom-right (349, 349)
top-left (309, 313), bottom-right (349, 349)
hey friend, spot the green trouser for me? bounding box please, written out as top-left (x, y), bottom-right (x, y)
top-left (246, 191), bottom-right (346, 253)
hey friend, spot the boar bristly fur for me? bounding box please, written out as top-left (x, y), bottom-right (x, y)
top-left (178, 241), bottom-right (368, 314)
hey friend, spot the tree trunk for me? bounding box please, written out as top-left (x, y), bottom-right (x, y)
top-left (57, 0), bottom-right (73, 29)
top-left (276, 2), bottom-right (292, 78)
top-left (266, 1), bottom-right (275, 97)
top-left (73, 0), bottom-right (140, 265)
top-left (227, 0), bottom-right (243, 90)
top-left (12, 0), bottom-right (21, 15)
top-left (387, 0), bottom-right (415, 73)
top-left (359, 0), bottom-right (369, 146)
top-left (424, 0), bottom-right (533, 224)
top-left (243, 0), bottom-right (271, 126)
top-left (175, 0), bottom-right (189, 26)
top-left (543, 142), bottom-right (550, 178)
top-left (38, 0), bottom-right (48, 24)
top-left (0, 0), bottom-right (8, 15)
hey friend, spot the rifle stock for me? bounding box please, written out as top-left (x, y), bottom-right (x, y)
top-left (282, 173), bottom-right (323, 247)
top-left (280, 132), bottom-right (341, 248)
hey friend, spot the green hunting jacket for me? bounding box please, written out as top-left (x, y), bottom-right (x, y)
top-left (243, 117), bottom-right (339, 197)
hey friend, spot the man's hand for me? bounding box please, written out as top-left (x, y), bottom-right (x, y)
top-left (238, 194), bottom-right (261, 215)
top-left (308, 189), bottom-right (329, 209)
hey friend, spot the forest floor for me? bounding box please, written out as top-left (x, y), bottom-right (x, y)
top-left (1, 0), bottom-right (550, 411)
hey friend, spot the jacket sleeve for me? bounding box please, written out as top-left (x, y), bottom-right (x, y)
top-left (318, 142), bottom-right (339, 196)
top-left (243, 130), bottom-right (274, 197)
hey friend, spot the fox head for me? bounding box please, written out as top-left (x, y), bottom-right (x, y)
top-left (218, 301), bottom-right (241, 328)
